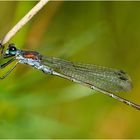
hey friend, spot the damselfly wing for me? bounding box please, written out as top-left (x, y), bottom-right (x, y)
top-left (41, 56), bottom-right (132, 93)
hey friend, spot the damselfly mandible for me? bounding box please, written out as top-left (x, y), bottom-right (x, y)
top-left (0, 43), bottom-right (140, 110)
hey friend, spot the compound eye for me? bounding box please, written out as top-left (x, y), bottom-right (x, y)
top-left (7, 44), bottom-right (17, 56)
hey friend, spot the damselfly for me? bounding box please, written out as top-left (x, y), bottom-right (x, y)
top-left (0, 43), bottom-right (140, 110)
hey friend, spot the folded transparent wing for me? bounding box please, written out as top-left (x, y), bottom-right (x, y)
top-left (41, 56), bottom-right (132, 93)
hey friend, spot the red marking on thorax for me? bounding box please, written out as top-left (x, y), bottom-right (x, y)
top-left (23, 53), bottom-right (38, 60)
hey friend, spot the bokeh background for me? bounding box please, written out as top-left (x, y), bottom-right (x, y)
top-left (0, 1), bottom-right (140, 138)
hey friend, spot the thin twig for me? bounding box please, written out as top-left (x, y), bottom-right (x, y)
top-left (1, 0), bottom-right (49, 45)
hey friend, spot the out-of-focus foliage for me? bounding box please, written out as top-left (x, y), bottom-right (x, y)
top-left (0, 1), bottom-right (140, 139)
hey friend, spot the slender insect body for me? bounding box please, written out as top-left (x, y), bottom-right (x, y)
top-left (0, 43), bottom-right (140, 111)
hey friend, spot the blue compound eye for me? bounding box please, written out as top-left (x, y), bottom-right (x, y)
top-left (8, 44), bottom-right (17, 56)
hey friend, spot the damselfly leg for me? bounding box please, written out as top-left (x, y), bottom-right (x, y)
top-left (0, 42), bottom-right (5, 58)
top-left (0, 58), bottom-right (15, 68)
top-left (0, 61), bottom-right (18, 79)
top-left (0, 44), bottom-right (18, 79)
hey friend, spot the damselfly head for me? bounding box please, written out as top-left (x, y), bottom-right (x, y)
top-left (6, 43), bottom-right (17, 56)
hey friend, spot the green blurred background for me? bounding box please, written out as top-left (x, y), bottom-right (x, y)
top-left (0, 1), bottom-right (140, 138)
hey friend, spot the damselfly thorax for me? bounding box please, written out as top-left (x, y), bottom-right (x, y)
top-left (0, 43), bottom-right (139, 110)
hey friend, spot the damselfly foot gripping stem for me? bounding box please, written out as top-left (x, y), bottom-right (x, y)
top-left (0, 43), bottom-right (140, 111)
